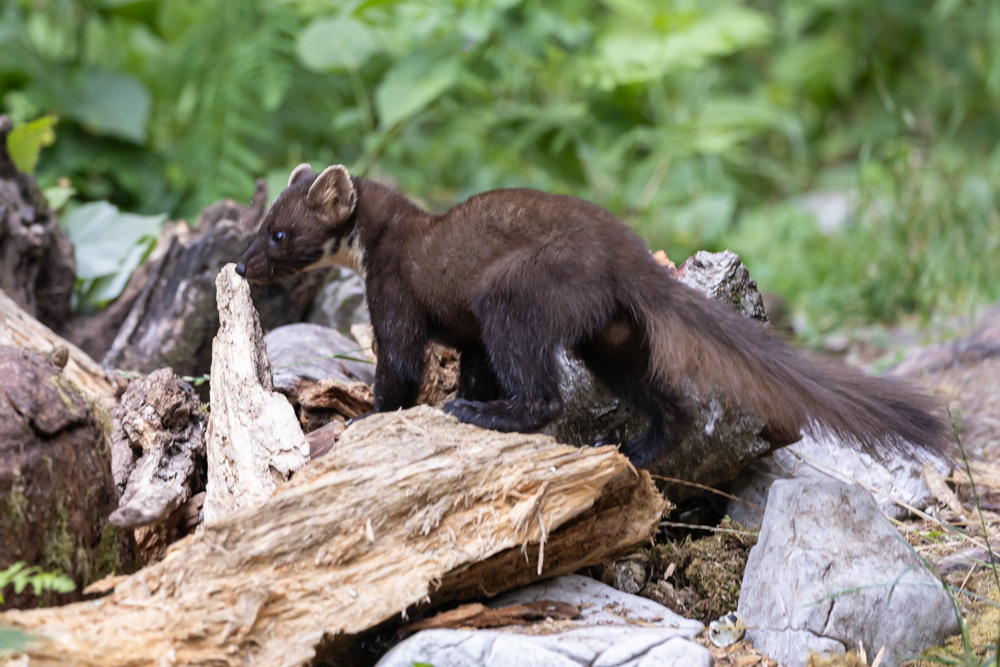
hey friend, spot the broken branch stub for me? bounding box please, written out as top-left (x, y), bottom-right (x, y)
top-left (109, 368), bottom-right (207, 532)
top-left (1, 407), bottom-right (665, 666)
top-left (202, 264), bottom-right (309, 522)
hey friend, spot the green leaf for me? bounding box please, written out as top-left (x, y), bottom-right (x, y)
top-left (596, 7), bottom-right (773, 85)
top-left (60, 201), bottom-right (166, 306)
top-left (6, 115), bottom-right (58, 174)
top-left (0, 624), bottom-right (31, 651)
top-left (66, 70), bottom-right (152, 144)
top-left (297, 16), bottom-right (379, 72)
top-left (375, 55), bottom-right (460, 129)
top-left (43, 183), bottom-right (77, 211)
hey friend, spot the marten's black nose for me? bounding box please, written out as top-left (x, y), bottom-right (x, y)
top-left (235, 263), bottom-right (247, 277)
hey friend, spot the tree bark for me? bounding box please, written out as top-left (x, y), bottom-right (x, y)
top-left (0, 116), bottom-right (76, 332)
top-left (0, 346), bottom-right (134, 610)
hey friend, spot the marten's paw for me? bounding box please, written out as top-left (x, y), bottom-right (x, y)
top-left (344, 412), bottom-right (375, 427)
top-left (443, 397), bottom-right (562, 433)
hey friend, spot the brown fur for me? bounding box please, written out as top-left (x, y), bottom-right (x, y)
top-left (237, 165), bottom-right (953, 467)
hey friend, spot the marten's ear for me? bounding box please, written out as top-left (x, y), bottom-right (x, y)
top-left (287, 163), bottom-right (314, 188)
top-left (307, 165), bottom-right (357, 224)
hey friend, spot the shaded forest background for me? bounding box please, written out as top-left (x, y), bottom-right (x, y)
top-left (2, 0), bottom-right (998, 342)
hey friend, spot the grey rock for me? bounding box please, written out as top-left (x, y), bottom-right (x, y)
top-left (727, 433), bottom-right (953, 525)
top-left (265, 322), bottom-right (375, 392)
top-left (489, 574), bottom-right (702, 628)
top-left (378, 575), bottom-right (708, 667)
top-left (307, 267), bottom-right (370, 333)
top-left (737, 478), bottom-right (959, 667)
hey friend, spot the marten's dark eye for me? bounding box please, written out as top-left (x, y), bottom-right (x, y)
top-left (270, 230), bottom-right (286, 244)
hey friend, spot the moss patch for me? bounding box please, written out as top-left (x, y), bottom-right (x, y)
top-left (40, 501), bottom-right (76, 580)
top-left (4, 479), bottom-right (28, 528)
top-left (94, 523), bottom-right (128, 578)
top-left (639, 518), bottom-right (757, 622)
top-left (50, 375), bottom-right (81, 417)
top-left (85, 394), bottom-right (115, 441)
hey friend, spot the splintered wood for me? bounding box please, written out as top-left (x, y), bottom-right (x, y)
top-left (1, 407), bottom-right (665, 666)
top-left (202, 264), bottom-right (309, 522)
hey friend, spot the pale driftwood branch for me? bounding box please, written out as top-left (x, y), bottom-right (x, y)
top-left (1, 407), bottom-right (665, 666)
top-left (0, 288), bottom-right (116, 404)
top-left (202, 264), bottom-right (309, 522)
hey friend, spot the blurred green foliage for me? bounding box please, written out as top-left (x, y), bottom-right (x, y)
top-left (0, 561), bottom-right (75, 605)
top-left (1, 0), bottom-right (998, 331)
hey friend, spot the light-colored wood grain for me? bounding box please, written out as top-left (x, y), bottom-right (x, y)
top-left (203, 264), bottom-right (309, 522)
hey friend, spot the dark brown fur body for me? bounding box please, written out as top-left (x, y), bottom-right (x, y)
top-left (237, 165), bottom-right (952, 467)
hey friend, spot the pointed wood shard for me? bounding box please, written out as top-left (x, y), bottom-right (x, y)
top-left (202, 263), bottom-right (309, 522)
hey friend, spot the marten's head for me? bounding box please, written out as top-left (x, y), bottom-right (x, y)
top-left (236, 163), bottom-right (360, 284)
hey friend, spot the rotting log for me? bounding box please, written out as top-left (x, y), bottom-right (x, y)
top-left (0, 406), bottom-right (665, 666)
top-left (0, 288), bottom-right (116, 405)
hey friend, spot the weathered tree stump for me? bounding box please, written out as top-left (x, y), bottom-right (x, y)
top-left (0, 116), bottom-right (76, 333)
top-left (0, 345), bottom-right (134, 610)
top-left (202, 265), bottom-right (310, 522)
top-left (108, 368), bottom-right (207, 562)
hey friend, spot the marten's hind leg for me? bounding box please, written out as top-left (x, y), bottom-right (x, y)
top-left (575, 313), bottom-right (693, 468)
top-left (444, 293), bottom-right (564, 432)
top-left (455, 343), bottom-right (504, 402)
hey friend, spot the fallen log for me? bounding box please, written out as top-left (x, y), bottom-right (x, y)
top-left (0, 406), bottom-right (664, 665)
top-left (0, 288), bottom-right (116, 405)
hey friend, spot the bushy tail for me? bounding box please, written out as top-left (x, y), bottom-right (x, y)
top-left (630, 274), bottom-right (953, 459)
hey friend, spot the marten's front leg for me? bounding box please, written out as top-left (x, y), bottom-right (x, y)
top-left (369, 295), bottom-right (428, 413)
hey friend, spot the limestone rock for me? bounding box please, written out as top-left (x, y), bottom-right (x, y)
top-left (306, 267), bottom-right (370, 334)
top-left (737, 478), bottom-right (958, 666)
top-left (726, 434), bottom-right (952, 525)
top-left (378, 575), bottom-right (709, 667)
top-left (265, 322), bottom-right (375, 392)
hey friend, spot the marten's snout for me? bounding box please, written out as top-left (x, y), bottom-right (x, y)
top-left (235, 263), bottom-right (247, 277)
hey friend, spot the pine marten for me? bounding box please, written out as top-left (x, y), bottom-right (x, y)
top-left (236, 164), bottom-right (951, 467)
